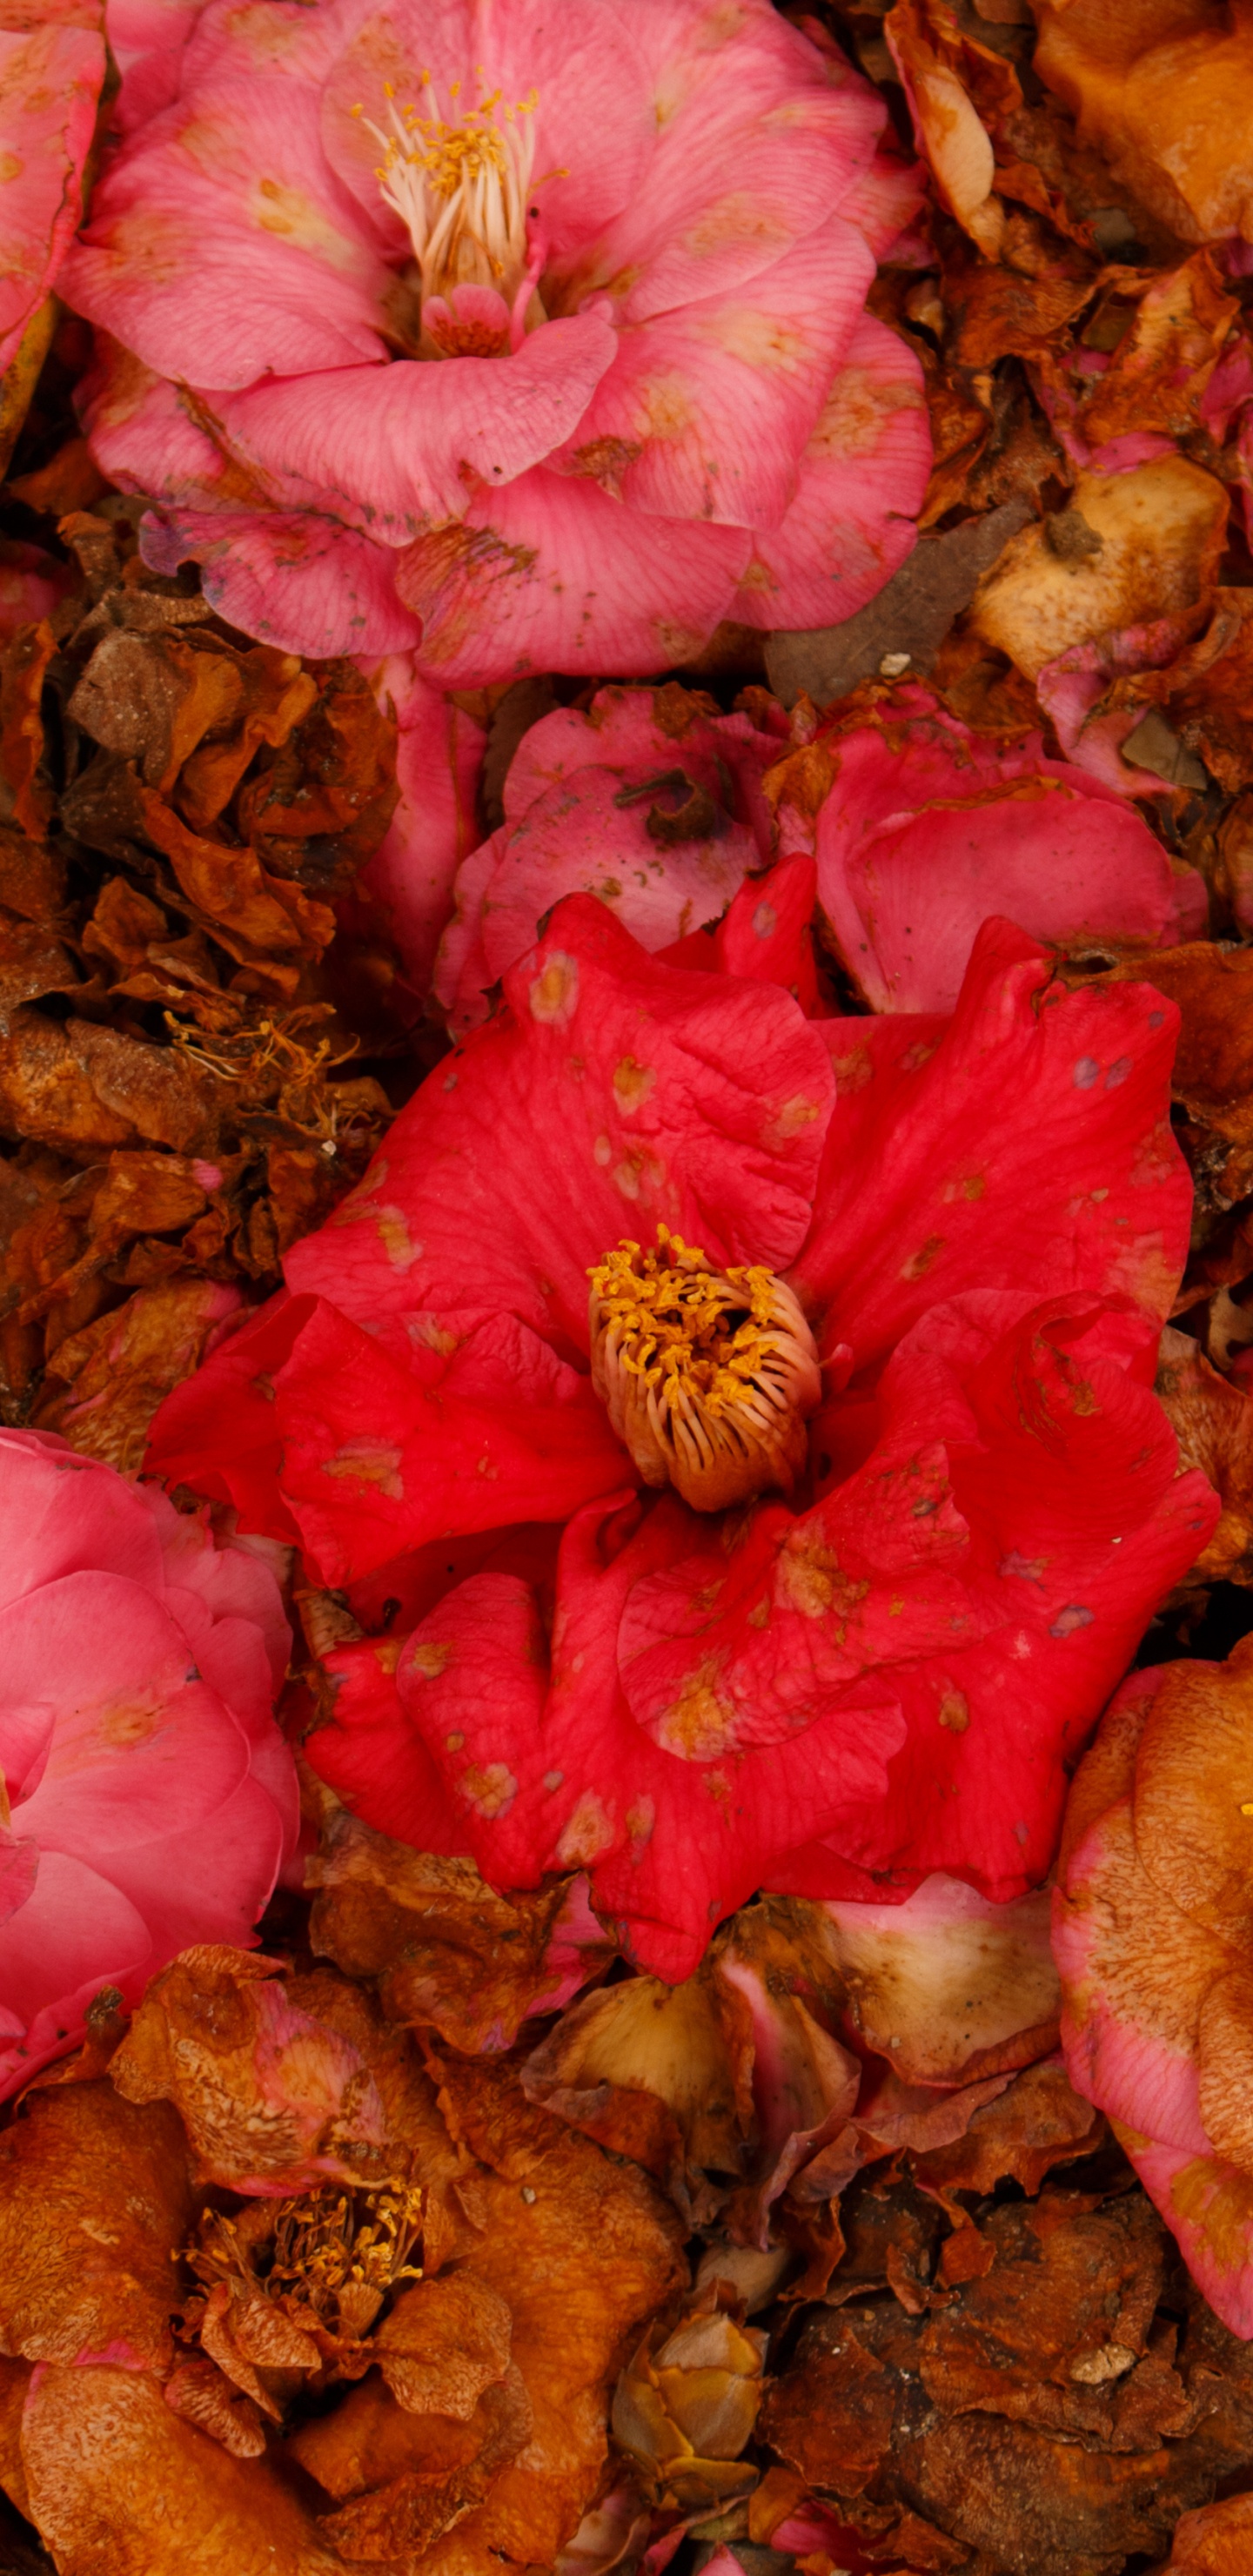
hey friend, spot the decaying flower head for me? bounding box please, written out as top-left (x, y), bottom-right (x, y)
top-left (60, 0), bottom-right (930, 681)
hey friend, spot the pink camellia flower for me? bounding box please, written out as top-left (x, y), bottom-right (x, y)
top-left (149, 895), bottom-right (1214, 1980)
top-left (775, 683), bottom-right (1206, 1016)
top-left (1053, 1636), bottom-right (1253, 2338)
top-left (433, 681), bottom-right (789, 1031)
top-left (0, 1430), bottom-right (298, 2100)
top-left (0, 0), bottom-right (105, 377)
top-left (60, 0), bottom-right (929, 682)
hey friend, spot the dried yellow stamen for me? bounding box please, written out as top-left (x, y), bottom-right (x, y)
top-left (190, 2179), bottom-right (425, 2340)
top-left (352, 69), bottom-right (538, 306)
top-left (588, 1227), bottom-right (821, 1514)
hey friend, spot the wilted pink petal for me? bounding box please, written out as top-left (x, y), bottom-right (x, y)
top-left (352, 655), bottom-right (486, 1002)
top-left (0, 0), bottom-right (105, 373)
top-left (0, 1432), bottom-right (297, 2100)
top-left (733, 314), bottom-right (929, 632)
top-left (141, 505), bottom-right (420, 659)
top-left (818, 1873), bottom-right (1059, 2083)
top-left (813, 682), bottom-right (1203, 1011)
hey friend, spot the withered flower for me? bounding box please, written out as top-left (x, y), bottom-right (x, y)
top-left (612, 2286), bottom-right (766, 2511)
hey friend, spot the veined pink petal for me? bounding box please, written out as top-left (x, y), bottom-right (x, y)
top-left (431, 828), bottom-right (505, 1032)
top-left (398, 466), bottom-right (748, 685)
top-left (0, 10), bottom-right (106, 371)
top-left (503, 684), bottom-right (781, 838)
top-left (353, 655), bottom-right (486, 1000)
top-left (576, 25), bottom-right (888, 324)
top-left (794, 918), bottom-right (1193, 1372)
top-left (285, 896), bottom-right (835, 1355)
top-left (550, 219), bottom-right (874, 531)
top-left (0, 1853), bottom-right (153, 2096)
top-left (140, 505), bottom-right (420, 659)
top-left (213, 316), bottom-right (618, 539)
top-left (109, 0), bottom-right (202, 131)
top-left (62, 79), bottom-right (391, 385)
top-left (733, 312), bottom-right (929, 629)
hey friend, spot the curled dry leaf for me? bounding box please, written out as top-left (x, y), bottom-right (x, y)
top-left (1032, 0), bottom-right (1253, 248)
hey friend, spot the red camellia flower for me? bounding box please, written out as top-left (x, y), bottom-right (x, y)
top-left (151, 894), bottom-right (1215, 1980)
top-left (60, 0), bottom-right (929, 680)
top-left (0, 1432), bottom-right (298, 2099)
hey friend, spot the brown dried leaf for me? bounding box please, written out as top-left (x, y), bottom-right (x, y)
top-left (1032, 0), bottom-right (1253, 248)
top-left (0, 2080), bottom-right (193, 2371)
top-left (765, 499), bottom-right (1034, 708)
top-left (910, 2056), bottom-right (1105, 2199)
top-left (0, 1005), bottom-right (223, 1155)
top-left (1155, 1328), bottom-right (1253, 1586)
top-left (0, 619), bottom-right (56, 838)
top-left (68, 629), bottom-right (246, 794)
top-left (1157, 2491), bottom-right (1253, 2572)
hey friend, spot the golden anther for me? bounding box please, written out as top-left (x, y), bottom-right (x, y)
top-left (588, 1227), bottom-right (821, 1514)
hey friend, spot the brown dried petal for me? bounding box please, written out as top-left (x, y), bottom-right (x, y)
top-left (20, 2363), bottom-right (347, 2575)
top-left (0, 2081), bottom-right (193, 2372)
top-left (375, 2273), bottom-right (513, 2419)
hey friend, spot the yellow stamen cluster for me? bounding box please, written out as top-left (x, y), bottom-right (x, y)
top-left (588, 1229), bottom-right (821, 1515)
top-left (352, 69), bottom-right (537, 303)
top-left (191, 2179), bottom-right (425, 2335)
top-left (589, 1230), bottom-right (781, 1416)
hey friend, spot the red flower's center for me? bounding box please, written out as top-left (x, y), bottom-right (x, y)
top-left (587, 1227), bottom-right (821, 1515)
top-left (355, 72), bottom-right (553, 357)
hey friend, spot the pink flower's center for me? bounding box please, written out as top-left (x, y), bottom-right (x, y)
top-left (355, 71), bottom-right (545, 349)
top-left (587, 1227), bottom-right (821, 1515)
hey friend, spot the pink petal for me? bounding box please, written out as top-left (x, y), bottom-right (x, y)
top-left (794, 917), bottom-right (1194, 1373)
top-left (286, 896), bottom-right (835, 1357)
top-left (90, 1773), bottom-right (287, 1963)
top-left (550, 219), bottom-right (874, 531)
top-left (576, 13), bottom-right (888, 325)
top-left (352, 656), bottom-right (486, 1000)
top-left (397, 466), bottom-right (748, 684)
top-left (819, 1875), bottom-right (1059, 2083)
top-left (108, 0), bottom-right (202, 131)
top-left (0, 1852), bottom-right (153, 2103)
top-left (733, 313), bottom-right (929, 629)
top-left (0, 1430), bottom-right (164, 1603)
top-left (78, 345), bottom-right (238, 509)
top-left (814, 688), bottom-right (1197, 1013)
top-left (431, 828), bottom-right (505, 1032)
top-left (9, 1573), bottom-right (253, 1856)
top-left (213, 316), bottom-right (618, 539)
top-left (140, 505), bottom-right (420, 659)
top-left (503, 683), bottom-right (779, 849)
top-left (0, 12), bottom-right (106, 371)
top-left (477, 768), bottom-right (760, 982)
top-left (61, 78), bottom-right (390, 384)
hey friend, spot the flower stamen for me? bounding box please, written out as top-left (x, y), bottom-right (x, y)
top-left (352, 71), bottom-right (539, 312)
top-left (588, 1227), bottom-right (821, 1513)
